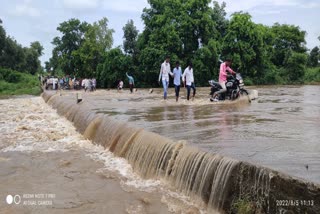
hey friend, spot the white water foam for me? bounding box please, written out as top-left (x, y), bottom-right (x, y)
top-left (0, 96), bottom-right (207, 213)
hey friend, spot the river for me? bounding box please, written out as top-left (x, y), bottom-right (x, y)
top-left (1, 85), bottom-right (319, 213)
top-left (85, 85), bottom-right (320, 184)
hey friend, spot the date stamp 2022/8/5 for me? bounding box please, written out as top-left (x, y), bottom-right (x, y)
top-left (276, 199), bottom-right (314, 207)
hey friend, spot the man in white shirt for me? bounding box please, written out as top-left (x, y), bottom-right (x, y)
top-left (172, 61), bottom-right (182, 102)
top-left (182, 62), bottom-right (196, 100)
top-left (158, 56), bottom-right (173, 100)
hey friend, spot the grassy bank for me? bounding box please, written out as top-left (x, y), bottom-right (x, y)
top-left (0, 68), bottom-right (42, 97)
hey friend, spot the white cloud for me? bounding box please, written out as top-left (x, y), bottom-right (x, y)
top-left (251, 9), bottom-right (284, 15)
top-left (10, 0), bottom-right (41, 17)
top-left (301, 2), bottom-right (320, 9)
top-left (217, 0), bottom-right (300, 12)
top-left (269, 0), bottom-right (299, 6)
top-left (63, 0), bottom-right (101, 10)
top-left (102, 0), bottom-right (148, 13)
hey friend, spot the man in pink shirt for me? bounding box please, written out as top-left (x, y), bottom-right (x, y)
top-left (213, 59), bottom-right (236, 100)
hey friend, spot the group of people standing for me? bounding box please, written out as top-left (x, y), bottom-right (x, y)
top-left (159, 56), bottom-right (196, 101)
top-left (81, 78), bottom-right (97, 92)
top-left (158, 56), bottom-right (236, 102)
top-left (44, 56), bottom-right (234, 101)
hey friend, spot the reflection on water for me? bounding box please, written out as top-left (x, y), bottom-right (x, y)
top-left (53, 85), bottom-right (319, 183)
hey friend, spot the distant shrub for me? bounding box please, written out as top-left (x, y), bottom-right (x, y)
top-left (244, 78), bottom-right (254, 86)
top-left (304, 67), bottom-right (320, 83)
top-left (0, 67), bottom-right (41, 96)
top-left (0, 68), bottom-right (22, 83)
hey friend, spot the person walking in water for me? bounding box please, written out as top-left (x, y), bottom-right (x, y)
top-left (126, 72), bottom-right (134, 93)
top-left (182, 62), bottom-right (196, 101)
top-left (173, 61), bottom-right (182, 102)
top-left (158, 56), bottom-right (173, 100)
top-left (117, 80), bottom-right (124, 91)
top-left (211, 59), bottom-right (236, 101)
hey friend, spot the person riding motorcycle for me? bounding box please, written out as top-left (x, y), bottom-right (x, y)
top-left (211, 59), bottom-right (236, 101)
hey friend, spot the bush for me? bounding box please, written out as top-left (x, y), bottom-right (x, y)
top-left (0, 68), bottom-right (10, 80)
top-left (263, 67), bottom-right (287, 85)
top-left (244, 78), bottom-right (254, 86)
top-left (284, 52), bottom-right (307, 83)
top-left (7, 72), bottom-right (22, 83)
top-left (304, 67), bottom-right (320, 83)
top-left (0, 67), bottom-right (41, 96)
top-left (0, 68), bottom-right (23, 83)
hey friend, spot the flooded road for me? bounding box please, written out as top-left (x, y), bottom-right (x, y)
top-left (78, 85), bottom-right (320, 184)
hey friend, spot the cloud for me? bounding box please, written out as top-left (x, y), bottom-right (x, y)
top-left (269, 0), bottom-right (299, 6)
top-left (218, 0), bottom-right (300, 13)
top-left (102, 0), bottom-right (148, 13)
top-left (301, 2), bottom-right (320, 9)
top-left (251, 9), bottom-right (284, 15)
top-left (62, 0), bottom-right (101, 10)
top-left (10, 0), bottom-right (41, 17)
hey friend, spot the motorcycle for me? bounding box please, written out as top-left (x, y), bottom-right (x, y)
top-left (209, 73), bottom-right (248, 101)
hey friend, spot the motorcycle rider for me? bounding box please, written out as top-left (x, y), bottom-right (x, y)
top-left (211, 59), bottom-right (236, 101)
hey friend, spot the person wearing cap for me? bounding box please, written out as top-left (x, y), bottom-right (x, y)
top-left (158, 56), bottom-right (173, 100)
top-left (182, 62), bottom-right (196, 101)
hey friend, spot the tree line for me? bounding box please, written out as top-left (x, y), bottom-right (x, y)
top-left (1, 1), bottom-right (319, 87)
top-left (0, 19), bottom-right (43, 76)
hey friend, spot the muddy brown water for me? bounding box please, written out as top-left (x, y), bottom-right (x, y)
top-left (0, 97), bottom-right (204, 213)
top-left (81, 85), bottom-right (320, 184)
top-left (1, 85), bottom-right (319, 213)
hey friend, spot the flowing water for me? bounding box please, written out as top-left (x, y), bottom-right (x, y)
top-left (79, 85), bottom-right (320, 184)
top-left (1, 85), bottom-right (319, 213)
top-left (0, 97), bottom-right (206, 213)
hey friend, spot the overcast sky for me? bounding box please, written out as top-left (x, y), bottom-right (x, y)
top-left (1, 0), bottom-right (319, 65)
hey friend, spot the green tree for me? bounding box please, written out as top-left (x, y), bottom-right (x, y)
top-left (192, 39), bottom-right (221, 85)
top-left (25, 41), bottom-right (44, 75)
top-left (222, 12), bottom-right (269, 82)
top-left (30, 41), bottom-right (44, 57)
top-left (72, 17), bottom-right (114, 77)
top-left (97, 48), bottom-right (133, 88)
top-left (123, 19), bottom-right (139, 55)
top-left (211, 1), bottom-right (229, 39)
top-left (50, 18), bottom-right (89, 74)
top-left (0, 20), bottom-right (42, 76)
top-left (271, 23), bottom-right (307, 67)
top-left (0, 37), bottom-right (26, 72)
top-left (139, 0), bottom-right (220, 86)
top-left (284, 51), bottom-right (307, 82)
top-left (308, 46), bottom-right (319, 67)
top-left (0, 19), bottom-right (6, 57)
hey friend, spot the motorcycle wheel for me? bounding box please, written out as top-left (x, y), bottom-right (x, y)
top-left (240, 89), bottom-right (249, 96)
top-left (231, 91), bottom-right (237, 100)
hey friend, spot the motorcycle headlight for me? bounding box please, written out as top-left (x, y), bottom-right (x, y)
top-left (239, 79), bottom-right (243, 83)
